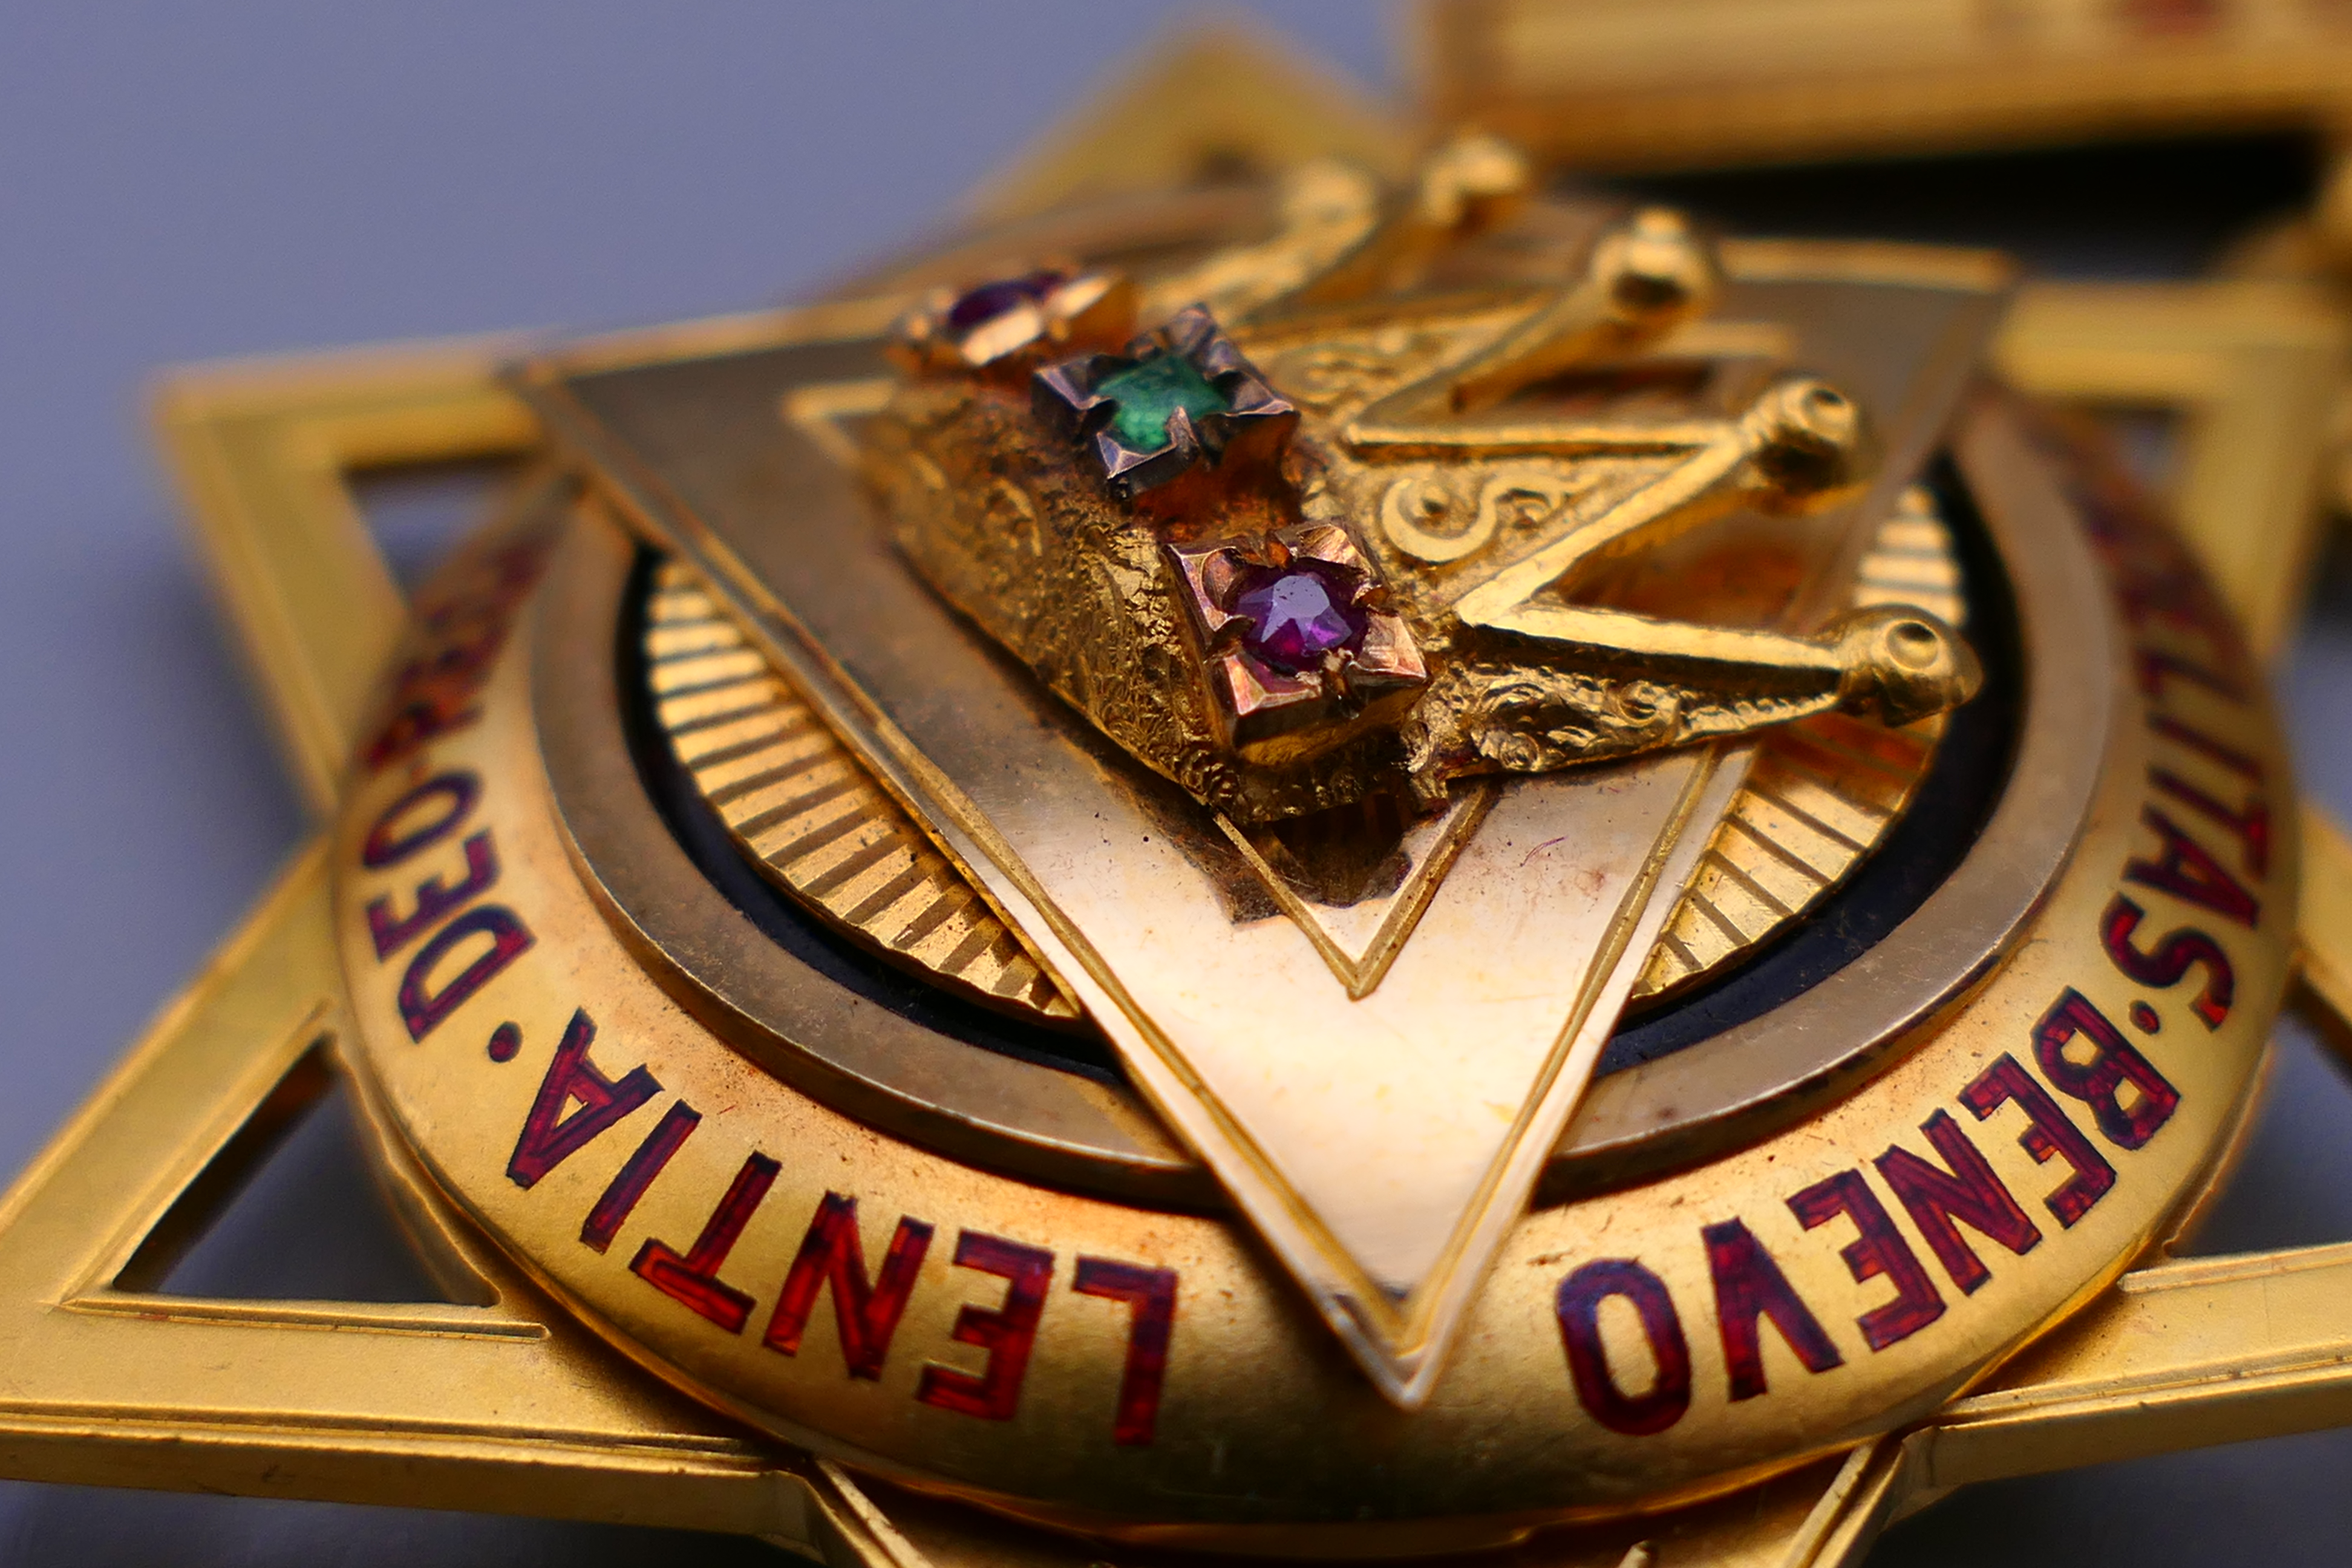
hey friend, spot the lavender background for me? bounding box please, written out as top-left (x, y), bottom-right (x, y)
top-left (4, 4), bottom-right (2352, 1563)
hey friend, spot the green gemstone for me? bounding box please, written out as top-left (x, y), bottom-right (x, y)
top-left (1096, 352), bottom-right (1228, 452)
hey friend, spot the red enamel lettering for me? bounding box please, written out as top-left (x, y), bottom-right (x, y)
top-left (1786, 1170), bottom-right (1945, 1351)
top-left (1959, 1054), bottom-right (2114, 1227)
top-left (916, 1232), bottom-right (1054, 1421)
top-left (367, 831), bottom-right (499, 959)
top-left (1875, 1111), bottom-right (2041, 1294)
top-left (1554, 1258), bottom-right (1692, 1436)
top-left (2115, 563), bottom-right (2221, 635)
top-left (2117, 0), bottom-right (2223, 41)
top-left (630, 1152), bottom-right (780, 1334)
top-left (1701, 1219), bottom-right (1843, 1402)
top-left (506, 1010), bottom-right (663, 1187)
top-left (2125, 807), bottom-right (2259, 928)
top-left (580, 1102), bottom-right (701, 1253)
top-left (364, 697), bottom-right (483, 773)
top-left (763, 1194), bottom-right (935, 1380)
top-left (361, 771), bottom-right (479, 869)
top-left (2148, 714), bottom-right (2262, 781)
top-left (2031, 987), bottom-right (2180, 1151)
top-left (361, 540), bottom-right (548, 774)
top-left (2150, 768), bottom-right (2268, 878)
top-left (2135, 647), bottom-right (2243, 704)
top-left (2100, 895), bottom-right (2233, 1028)
top-left (1073, 1258), bottom-right (1179, 1446)
top-left (396, 904), bottom-right (534, 1042)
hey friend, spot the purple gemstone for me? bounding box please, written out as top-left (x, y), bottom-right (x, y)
top-left (1230, 561), bottom-right (1368, 674)
top-left (945, 270), bottom-right (1067, 334)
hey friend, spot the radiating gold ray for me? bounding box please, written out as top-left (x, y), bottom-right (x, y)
top-left (644, 561), bottom-right (1082, 1022)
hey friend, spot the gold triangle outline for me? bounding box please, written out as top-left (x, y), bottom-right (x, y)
top-left (1215, 782), bottom-right (1498, 998)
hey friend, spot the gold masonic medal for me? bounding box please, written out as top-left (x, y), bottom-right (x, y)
top-left (516, 152), bottom-right (2002, 1405)
top-left (19, 19), bottom-right (2352, 1568)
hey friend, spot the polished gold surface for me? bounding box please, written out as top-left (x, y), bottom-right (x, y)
top-left (0, 836), bottom-right (848, 1549)
top-left (537, 500), bottom-right (1201, 1206)
top-left (1420, 0), bottom-right (2352, 178)
top-left (0, 778), bottom-right (2308, 1565)
top-left (560, 443), bottom-right (2043, 1200)
top-left (1552, 403), bottom-right (2112, 1187)
top-left (238, 196), bottom-right (2276, 1532)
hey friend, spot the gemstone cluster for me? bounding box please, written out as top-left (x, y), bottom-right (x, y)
top-left (888, 269), bottom-right (1425, 791)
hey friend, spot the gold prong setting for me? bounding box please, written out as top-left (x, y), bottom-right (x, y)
top-left (1168, 523), bottom-right (1427, 763)
top-left (893, 267), bottom-right (1134, 376)
top-left (1033, 304), bottom-right (1299, 501)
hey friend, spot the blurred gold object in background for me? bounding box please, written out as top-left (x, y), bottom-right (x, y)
top-left (1422, 0), bottom-right (2352, 195)
top-left (1421, 0), bottom-right (2352, 659)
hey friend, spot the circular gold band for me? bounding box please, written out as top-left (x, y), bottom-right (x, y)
top-left (328, 393), bottom-right (2287, 1546)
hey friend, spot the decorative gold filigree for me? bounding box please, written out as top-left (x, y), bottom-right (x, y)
top-left (869, 137), bottom-right (1982, 823)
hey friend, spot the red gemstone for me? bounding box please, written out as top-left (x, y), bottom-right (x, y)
top-left (946, 270), bottom-right (1067, 334)
top-left (1230, 560), bottom-right (1367, 673)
